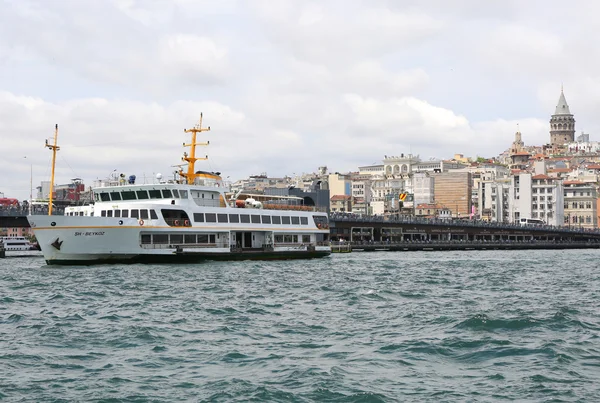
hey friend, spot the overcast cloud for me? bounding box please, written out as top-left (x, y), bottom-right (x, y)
top-left (1, 0), bottom-right (599, 200)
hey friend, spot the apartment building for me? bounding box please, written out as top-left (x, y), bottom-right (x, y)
top-left (432, 172), bottom-right (472, 218)
top-left (563, 181), bottom-right (597, 229)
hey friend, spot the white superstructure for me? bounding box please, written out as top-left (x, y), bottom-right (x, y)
top-left (1, 236), bottom-right (33, 251)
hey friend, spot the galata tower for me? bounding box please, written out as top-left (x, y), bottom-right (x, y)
top-left (549, 87), bottom-right (575, 146)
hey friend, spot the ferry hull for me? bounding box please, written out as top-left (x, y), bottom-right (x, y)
top-left (45, 250), bottom-right (331, 265)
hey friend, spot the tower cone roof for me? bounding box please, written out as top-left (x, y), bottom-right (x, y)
top-left (554, 88), bottom-right (571, 115)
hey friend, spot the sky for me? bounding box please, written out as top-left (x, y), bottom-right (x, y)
top-left (1, 0), bottom-right (600, 201)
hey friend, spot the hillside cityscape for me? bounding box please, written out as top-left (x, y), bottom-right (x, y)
top-left (2, 88), bottom-right (599, 233)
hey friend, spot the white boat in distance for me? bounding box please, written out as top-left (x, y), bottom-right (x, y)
top-left (0, 236), bottom-right (34, 251)
top-left (28, 115), bottom-right (332, 265)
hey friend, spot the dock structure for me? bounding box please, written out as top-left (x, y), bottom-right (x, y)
top-left (329, 215), bottom-right (600, 247)
top-left (332, 240), bottom-right (600, 252)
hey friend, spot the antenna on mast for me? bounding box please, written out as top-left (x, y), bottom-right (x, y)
top-left (180, 113), bottom-right (210, 184)
top-left (45, 124), bottom-right (60, 215)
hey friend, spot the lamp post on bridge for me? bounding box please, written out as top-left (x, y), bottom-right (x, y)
top-left (24, 156), bottom-right (32, 216)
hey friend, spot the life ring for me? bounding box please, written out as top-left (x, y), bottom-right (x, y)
top-left (174, 220), bottom-right (180, 226)
top-left (139, 219), bottom-right (144, 226)
top-left (184, 220), bottom-right (190, 226)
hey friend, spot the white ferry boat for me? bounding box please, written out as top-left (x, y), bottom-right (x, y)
top-left (28, 116), bottom-right (331, 265)
top-left (0, 236), bottom-right (34, 251)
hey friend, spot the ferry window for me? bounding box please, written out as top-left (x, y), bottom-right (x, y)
top-left (198, 234), bottom-right (209, 243)
top-left (141, 234), bottom-right (151, 244)
top-left (194, 213), bottom-right (204, 222)
top-left (209, 234), bottom-right (216, 243)
top-left (149, 190), bottom-right (162, 199)
top-left (136, 190), bottom-right (149, 200)
top-left (122, 191), bottom-right (136, 200)
top-left (140, 210), bottom-right (149, 220)
top-left (284, 234), bottom-right (293, 242)
top-left (179, 190), bottom-right (188, 199)
top-left (150, 210), bottom-right (158, 220)
top-left (94, 194), bottom-right (99, 202)
top-left (110, 192), bottom-right (122, 201)
top-left (229, 214), bottom-right (240, 223)
top-left (170, 234), bottom-right (183, 244)
top-left (172, 189), bottom-right (180, 198)
top-left (184, 234), bottom-right (196, 244)
top-left (122, 210), bottom-right (129, 218)
top-left (300, 217), bottom-right (308, 225)
top-left (162, 189), bottom-right (172, 198)
top-left (131, 209), bottom-right (139, 218)
top-left (114, 210), bottom-right (121, 218)
top-left (205, 213), bottom-right (217, 223)
top-left (240, 214), bottom-right (250, 223)
top-left (302, 235), bottom-right (311, 243)
top-left (291, 217), bottom-right (300, 225)
top-left (282, 216), bottom-right (291, 225)
top-left (272, 216), bottom-right (281, 224)
top-left (100, 193), bottom-right (110, 202)
top-left (107, 210), bottom-right (113, 217)
top-left (217, 214), bottom-right (228, 223)
top-left (262, 215), bottom-right (271, 224)
top-left (275, 235), bottom-right (284, 243)
top-left (293, 235), bottom-right (298, 243)
top-left (153, 234), bottom-right (168, 244)
top-left (101, 210), bottom-right (106, 217)
top-left (251, 215), bottom-right (261, 224)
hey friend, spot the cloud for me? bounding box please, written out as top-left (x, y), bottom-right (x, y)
top-left (1, 0), bottom-right (600, 201)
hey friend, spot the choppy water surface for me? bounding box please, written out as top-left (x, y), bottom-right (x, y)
top-left (1, 250), bottom-right (600, 402)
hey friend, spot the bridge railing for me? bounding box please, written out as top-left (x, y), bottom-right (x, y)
top-left (328, 213), bottom-right (600, 235)
top-left (0, 207), bottom-right (66, 216)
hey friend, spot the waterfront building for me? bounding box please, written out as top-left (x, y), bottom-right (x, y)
top-left (230, 173), bottom-right (289, 193)
top-left (510, 172), bottom-right (564, 226)
top-left (550, 88), bottom-right (576, 146)
top-left (479, 178), bottom-right (511, 222)
top-left (415, 203), bottom-right (452, 220)
top-left (463, 163), bottom-right (510, 220)
top-left (328, 173), bottom-right (352, 197)
top-left (330, 195), bottom-right (353, 213)
top-left (431, 172), bottom-right (472, 218)
top-left (563, 181), bottom-right (598, 229)
top-left (413, 172), bottom-right (434, 206)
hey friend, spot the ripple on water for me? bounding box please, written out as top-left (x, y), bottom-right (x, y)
top-left (1, 250), bottom-right (600, 401)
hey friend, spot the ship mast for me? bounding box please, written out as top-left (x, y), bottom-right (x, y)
top-left (45, 124), bottom-right (60, 216)
top-left (180, 113), bottom-right (210, 184)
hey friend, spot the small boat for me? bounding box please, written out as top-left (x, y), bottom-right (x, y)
top-left (28, 116), bottom-right (332, 265)
top-left (0, 236), bottom-right (34, 251)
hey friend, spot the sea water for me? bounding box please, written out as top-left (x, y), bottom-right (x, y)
top-left (1, 249), bottom-right (599, 401)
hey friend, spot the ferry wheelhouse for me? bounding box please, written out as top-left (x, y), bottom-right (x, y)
top-left (28, 116), bottom-right (331, 265)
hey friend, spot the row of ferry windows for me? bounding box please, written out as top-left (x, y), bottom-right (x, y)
top-left (95, 189), bottom-right (191, 202)
top-left (140, 233), bottom-right (310, 245)
top-left (141, 233), bottom-right (216, 245)
top-left (194, 213), bottom-right (309, 225)
top-left (100, 209), bottom-right (158, 219)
